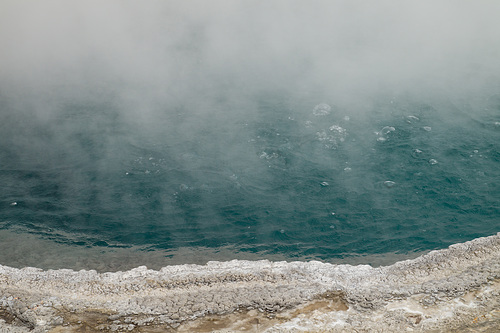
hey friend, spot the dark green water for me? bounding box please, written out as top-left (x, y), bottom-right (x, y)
top-left (1, 91), bottom-right (499, 263)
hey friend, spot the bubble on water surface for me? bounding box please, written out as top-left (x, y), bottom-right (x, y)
top-left (381, 126), bottom-right (395, 135)
top-left (384, 181), bottom-right (396, 188)
top-left (312, 103), bottom-right (331, 116)
top-left (407, 115), bottom-right (420, 123)
top-left (260, 151), bottom-right (279, 160)
top-left (411, 149), bottom-right (423, 158)
top-left (423, 126), bottom-right (432, 132)
top-left (376, 126), bottom-right (395, 142)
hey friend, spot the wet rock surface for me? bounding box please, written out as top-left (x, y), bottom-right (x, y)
top-left (1, 233), bottom-right (499, 332)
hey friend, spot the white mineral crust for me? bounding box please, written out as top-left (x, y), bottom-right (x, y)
top-left (0, 233), bottom-right (499, 332)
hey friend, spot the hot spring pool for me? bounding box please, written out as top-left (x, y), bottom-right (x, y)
top-left (1, 2), bottom-right (500, 332)
top-left (0, 1), bottom-right (499, 271)
top-left (1, 92), bottom-right (499, 270)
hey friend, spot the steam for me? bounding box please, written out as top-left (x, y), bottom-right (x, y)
top-left (2, 1), bottom-right (499, 116)
top-left (1, 0), bottom-right (499, 181)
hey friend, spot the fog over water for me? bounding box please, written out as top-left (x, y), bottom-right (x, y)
top-left (0, 1), bottom-right (499, 267)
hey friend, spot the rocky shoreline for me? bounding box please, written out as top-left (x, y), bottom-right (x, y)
top-left (1, 233), bottom-right (499, 332)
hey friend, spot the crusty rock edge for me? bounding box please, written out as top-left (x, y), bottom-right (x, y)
top-left (0, 232), bottom-right (499, 332)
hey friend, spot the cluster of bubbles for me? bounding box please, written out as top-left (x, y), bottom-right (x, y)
top-left (258, 147), bottom-right (288, 170)
top-left (259, 151), bottom-right (280, 160)
top-left (312, 103), bottom-right (332, 116)
top-left (469, 149), bottom-right (487, 159)
top-left (255, 102), bottom-right (350, 170)
top-left (316, 125), bottom-right (347, 149)
top-left (379, 114), bottom-right (442, 166)
top-left (411, 148), bottom-right (439, 165)
top-left (312, 103), bottom-right (348, 149)
top-left (126, 156), bottom-right (166, 176)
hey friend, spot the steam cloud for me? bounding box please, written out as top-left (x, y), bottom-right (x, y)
top-left (1, 1), bottom-right (499, 117)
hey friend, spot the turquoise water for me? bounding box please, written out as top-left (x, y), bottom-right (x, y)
top-left (1, 1), bottom-right (500, 268)
top-left (1, 91), bottom-right (499, 263)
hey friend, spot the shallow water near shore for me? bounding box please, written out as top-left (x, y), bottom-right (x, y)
top-left (0, 228), bottom-right (430, 272)
top-left (1, 233), bottom-right (499, 332)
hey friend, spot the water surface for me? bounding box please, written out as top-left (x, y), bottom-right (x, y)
top-left (1, 92), bottom-right (499, 268)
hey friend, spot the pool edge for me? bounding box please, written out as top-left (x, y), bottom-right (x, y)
top-left (1, 232), bottom-right (499, 332)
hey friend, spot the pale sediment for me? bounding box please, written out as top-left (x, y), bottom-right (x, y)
top-left (0, 233), bottom-right (499, 332)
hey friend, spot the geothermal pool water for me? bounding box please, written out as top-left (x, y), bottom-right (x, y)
top-left (0, 1), bottom-right (499, 271)
top-left (1, 93), bottom-right (499, 270)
